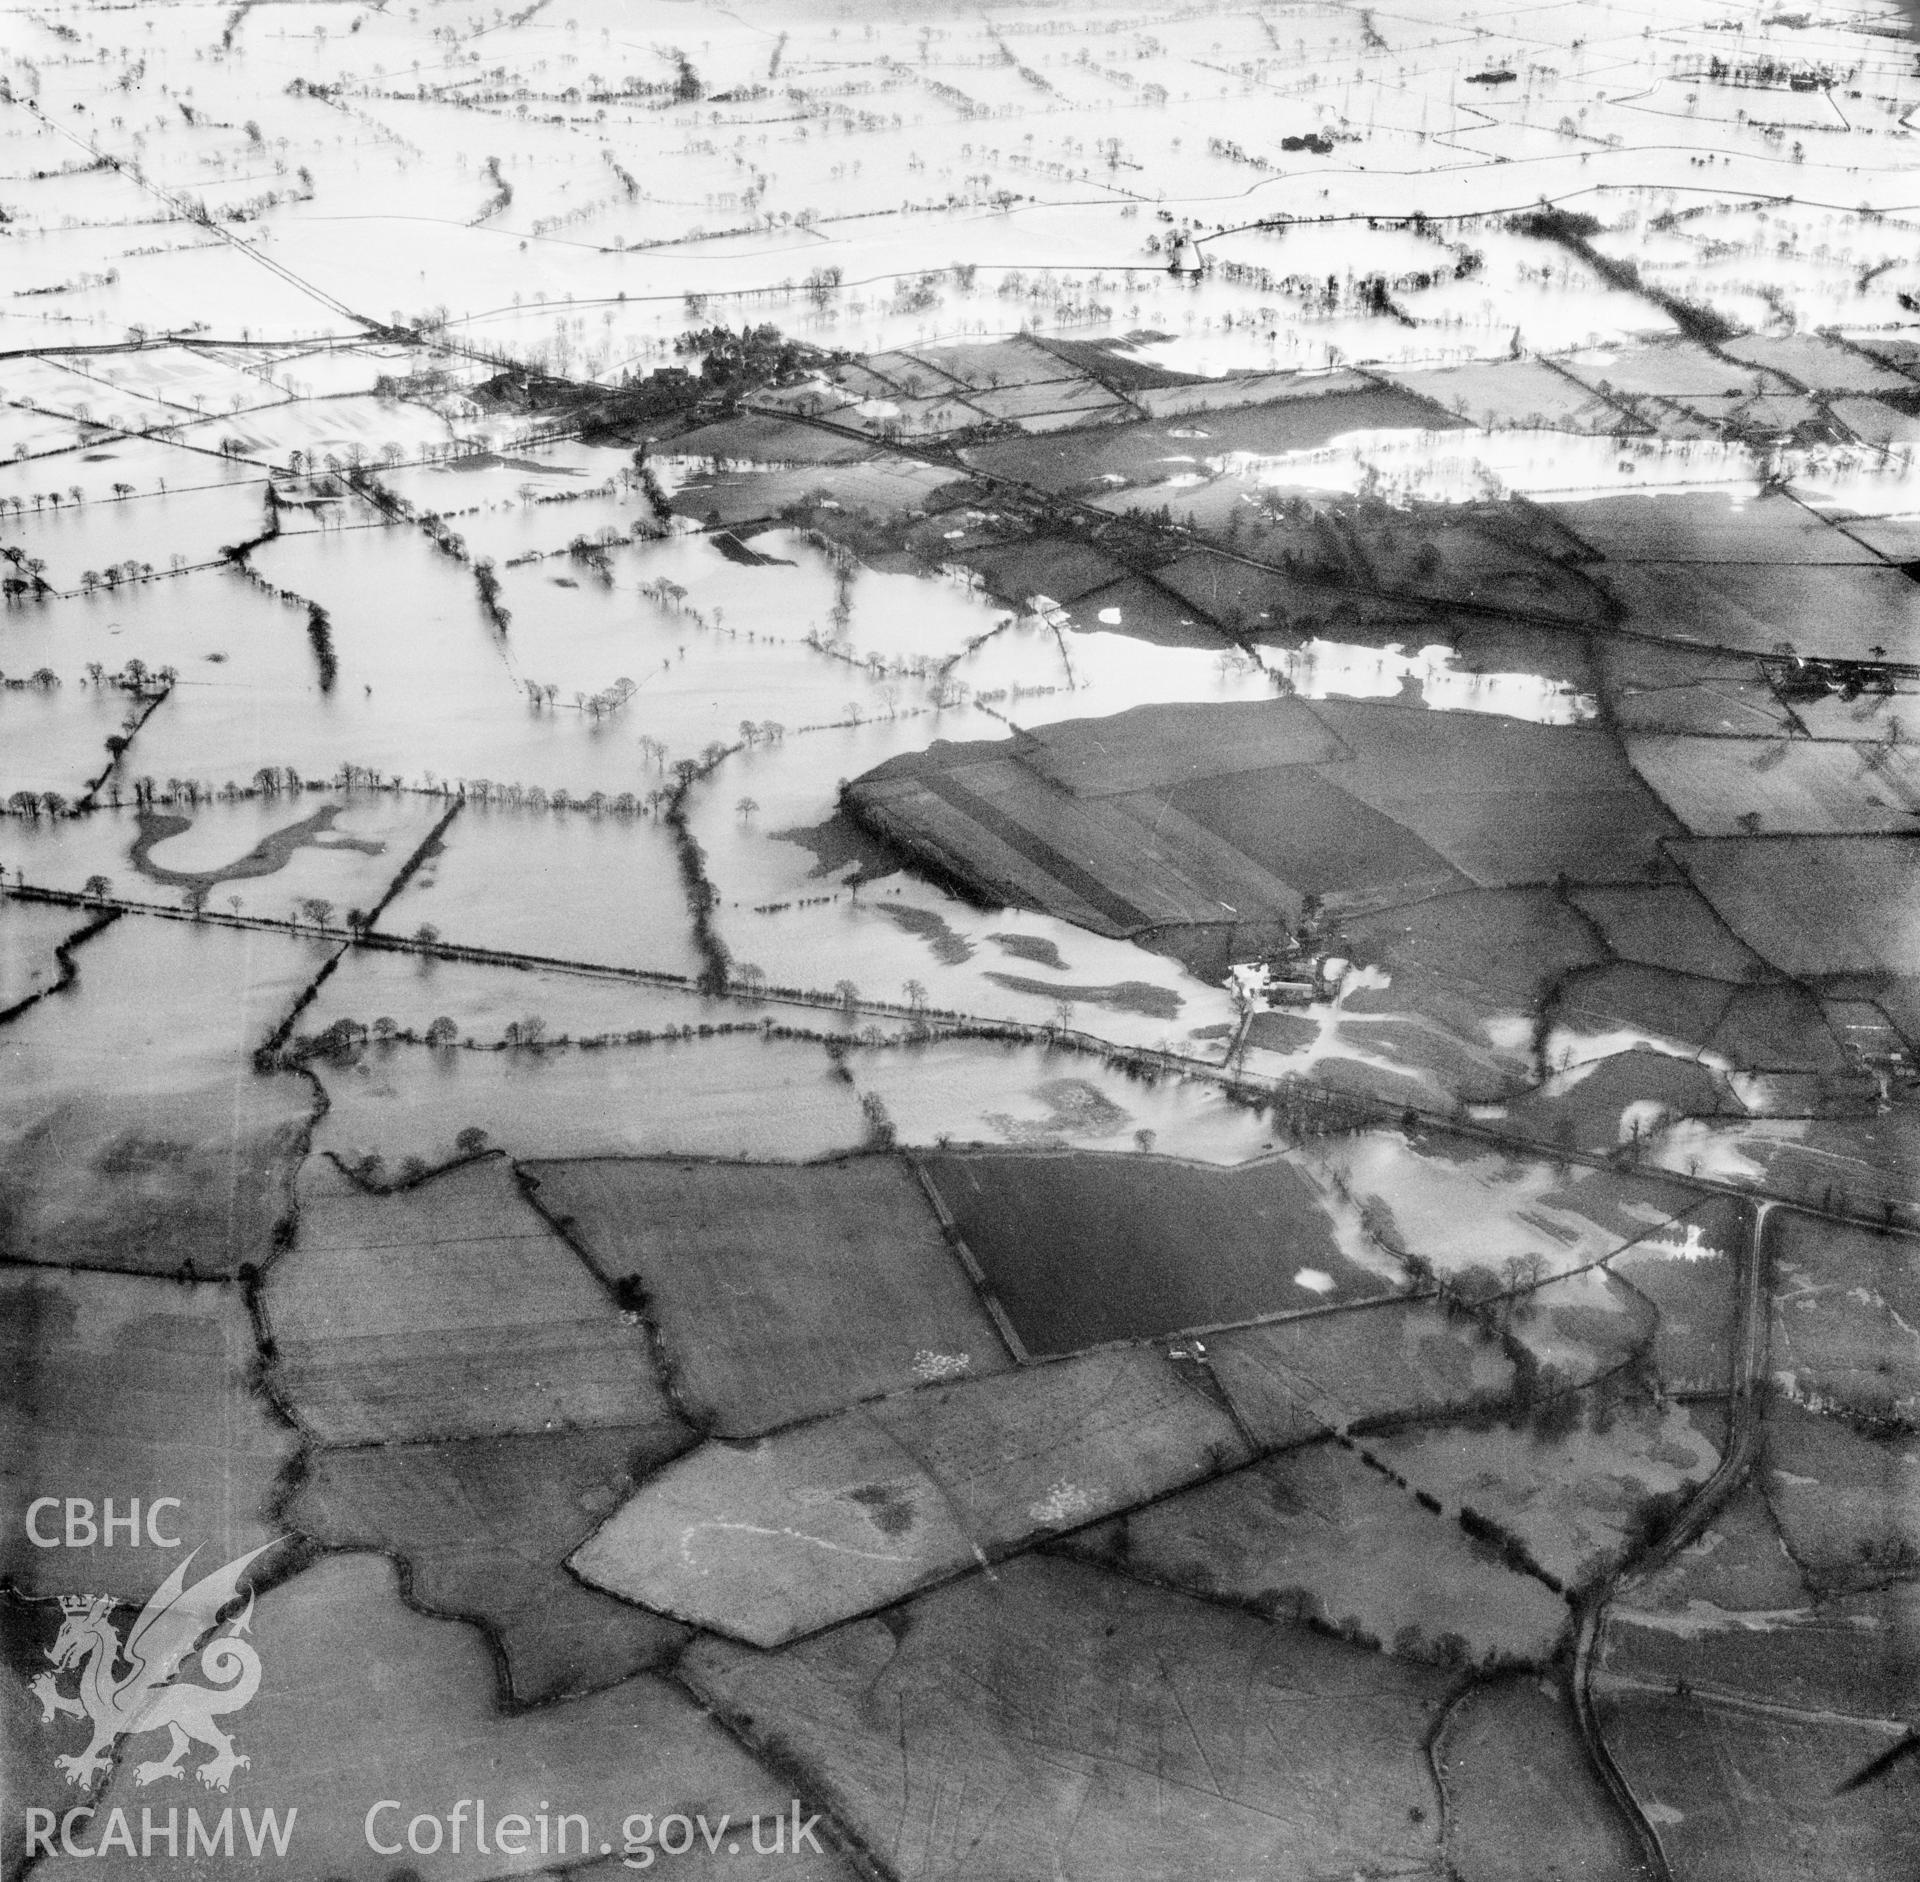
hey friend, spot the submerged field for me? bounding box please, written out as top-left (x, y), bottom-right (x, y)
top-left (6, 0), bottom-right (1920, 1874)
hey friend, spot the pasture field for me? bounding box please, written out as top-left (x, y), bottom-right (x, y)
top-left (1165, 764), bottom-right (1469, 910)
top-left (1594, 637), bottom-right (1807, 741)
top-left (1628, 734), bottom-right (1920, 837)
top-left (1054, 573), bottom-right (1225, 646)
top-left (847, 695), bottom-right (1682, 950)
top-left (569, 1409), bottom-right (974, 1646)
top-left (571, 1347), bottom-right (1246, 1644)
top-left (1308, 702), bottom-right (1683, 888)
top-left (1372, 1396), bottom-right (1723, 1592)
top-left (309, 1029), bottom-right (873, 1168)
top-left (1506, 1050), bottom-right (1739, 1160)
top-left (69, 1554), bottom-right (840, 1882)
top-left (10, 0), bottom-right (1920, 1865)
top-left (1560, 339), bottom-right (1796, 402)
top-left (862, 1345), bottom-right (1248, 1549)
top-left (963, 386), bottom-right (1464, 494)
top-left (1434, 1677), bottom-right (1648, 1882)
top-left (1548, 961), bottom-right (1740, 1054)
top-left (1016, 699), bottom-right (1348, 796)
top-left (1608, 1575), bottom-right (1920, 1725)
top-left (0, 899), bottom-right (92, 1013)
top-left (961, 536), bottom-right (1131, 609)
top-left (1384, 358), bottom-right (1641, 434)
top-left (681, 1556), bottom-right (1453, 1882)
top-left (288, 1429), bottom-right (691, 1705)
top-left (1339, 885), bottom-right (1607, 1030)
top-left (1609, 1201), bottom-right (1745, 1394)
top-left (1568, 884), bottom-right (1774, 983)
top-left (915, 1148), bottom-right (1392, 1353)
top-left (297, 948), bottom-right (722, 1048)
top-left (1306, 1129), bottom-right (1700, 1286)
top-left (1069, 1438), bottom-right (1570, 1666)
top-left (1709, 984), bottom-right (1850, 1075)
top-left (1499, 1265), bottom-right (1657, 1387)
top-left (1602, 561), bottom-right (1920, 662)
top-left (1616, 1484), bottom-right (1808, 1616)
top-left (0, 915), bottom-right (316, 1275)
top-left (1721, 333), bottom-right (1919, 395)
top-left (1549, 488), bottom-right (1879, 565)
top-left (0, 1267), bottom-right (296, 1601)
top-left (1597, 1691), bottom-right (1916, 1882)
top-left (1673, 836), bottom-right (1920, 977)
top-left (1205, 1298), bottom-right (1515, 1446)
top-left (1771, 1213), bottom-right (1920, 1426)
top-left (265, 1156), bottom-right (676, 1444)
top-left (1762, 1400), bottom-right (1920, 1595)
top-left (518, 1155), bottom-right (1015, 1436)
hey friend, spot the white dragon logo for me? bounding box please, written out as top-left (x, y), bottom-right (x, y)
top-left (29, 1544), bottom-right (272, 1793)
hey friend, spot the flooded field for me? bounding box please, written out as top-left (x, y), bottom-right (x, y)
top-left (7, 0), bottom-right (1920, 1875)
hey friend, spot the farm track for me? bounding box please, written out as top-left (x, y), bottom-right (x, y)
top-left (1569, 1196), bottom-right (1776, 1882)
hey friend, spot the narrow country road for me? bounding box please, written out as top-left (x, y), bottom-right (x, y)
top-left (1569, 1196), bottom-right (1776, 1881)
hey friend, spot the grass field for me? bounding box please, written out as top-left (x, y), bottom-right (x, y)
top-left (1435, 1676), bottom-right (1648, 1882)
top-left (681, 1555), bottom-right (1453, 1882)
top-left (1598, 1690), bottom-right (1916, 1882)
top-left (1762, 1399), bottom-right (1920, 1595)
top-left (1608, 1198), bottom-right (1745, 1394)
top-left (1017, 698), bottom-right (1345, 797)
top-left (1547, 962), bottom-right (1737, 1058)
top-left (570, 1347), bottom-right (1246, 1645)
top-left (916, 1148), bottom-right (1394, 1354)
top-left (1550, 488), bottom-right (1878, 565)
top-left (963, 386), bottom-right (1461, 494)
top-left (310, 1029), bottom-right (873, 1168)
top-left (1628, 735), bottom-right (1920, 838)
top-left (1772, 1213), bottom-right (1920, 1427)
top-left (1673, 837), bottom-right (1920, 977)
top-left (519, 1154), bottom-right (1014, 1436)
top-left (0, 1268), bottom-right (296, 1601)
top-left (70, 1552), bottom-right (844, 1882)
top-left (1384, 358), bottom-right (1640, 433)
top-left (0, 900), bottom-right (103, 1013)
top-left (864, 1345), bottom-right (1248, 1551)
top-left (1374, 1396), bottom-right (1723, 1592)
top-left (0, 916), bottom-right (317, 1275)
top-left (1166, 765), bottom-right (1468, 908)
top-left (1308, 1130), bottom-right (1700, 1287)
top-left (1602, 562), bottom-right (1920, 662)
top-left (849, 694), bottom-right (1679, 952)
top-left (1205, 1298), bottom-right (1515, 1446)
top-left (1070, 1438), bottom-right (1570, 1666)
top-left (288, 1428), bottom-right (693, 1706)
top-left (265, 1156), bottom-right (676, 1444)
top-left (1568, 884), bottom-right (1773, 983)
top-left (1309, 702), bottom-right (1683, 888)
top-left (961, 536), bottom-right (1131, 608)
top-left (1507, 1050), bottom-right (1738, 1159)
top-left (1337, 886), bottom-right (1608, 1100)
top-left (569, 1407), bottom-right (973, 1646)
top-left (1501, 1264), bottom-right (1657, 1387)
top-left (1609, 1578), bottom-right (1918, 1726)
top-left (1611, 1483), bottom-right (1806, 1619)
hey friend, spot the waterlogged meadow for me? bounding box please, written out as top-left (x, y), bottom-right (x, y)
top-left (9, 0), bottom-right (1920, 1874)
